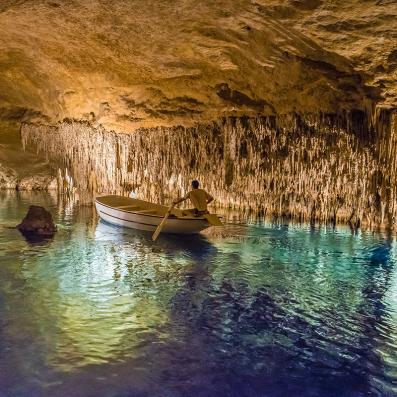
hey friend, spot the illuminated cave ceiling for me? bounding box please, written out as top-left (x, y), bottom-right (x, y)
top-left (0, 0), bottom-right (395, 132)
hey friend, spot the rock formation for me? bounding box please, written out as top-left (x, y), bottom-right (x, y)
top-left (0, 0), bottom-right (382, 130)
top-left (17, 205), bottom-right (57, 239)
top-left (21, 109), bottom-right (397, 228)
top-left (0, 163), bottom-right (18, 189)
top-left (1, 1), bottom-right (397, 227)
top-left (0, 121), bottom-right (56, 190)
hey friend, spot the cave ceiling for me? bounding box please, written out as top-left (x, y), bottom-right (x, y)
top-left (0, 0), bottom-right (395, 131)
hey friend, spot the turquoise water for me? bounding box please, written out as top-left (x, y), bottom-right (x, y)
top-left (1, 191), bottom-right (397, 397)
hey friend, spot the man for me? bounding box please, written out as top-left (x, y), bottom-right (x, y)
top-left (173, 180), bottom-right (214, 216)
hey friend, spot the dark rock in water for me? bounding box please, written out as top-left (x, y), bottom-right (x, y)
top-left (17, 205), bottom-right (57, 239)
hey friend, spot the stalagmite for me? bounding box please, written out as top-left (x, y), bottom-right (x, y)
top-left (20, 109), bottom-right (397, 229)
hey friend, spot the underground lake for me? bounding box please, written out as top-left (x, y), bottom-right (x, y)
top-left (1, 191), bottom-right (397, 397)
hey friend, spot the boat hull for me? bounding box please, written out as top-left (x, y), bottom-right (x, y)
top-left (95, 197), bottom-right (210, 234)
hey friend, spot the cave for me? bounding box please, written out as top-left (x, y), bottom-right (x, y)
top-left (1, 1), bottom-right (397, 396)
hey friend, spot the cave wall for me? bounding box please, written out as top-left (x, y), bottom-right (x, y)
top-left (0, 0), bottom-right (381, 133)
top-left (0, 121), bottom-right (56, 190)
top-left (2, 1), bottom-right (397, 229)
top-left (21, 110), bottom-right (397, 228)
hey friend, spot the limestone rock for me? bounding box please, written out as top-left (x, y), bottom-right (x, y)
top-left (268, 0), bottom-right (397, 109)
top-left (0, 0), bottom-right (384, 133)
top-left (0, 163), bottom-right (18, 188)
top-left (17, 175), bottom-right (57, 191)
top-left (21, 111), bottom-right (397, 229)
top-left (17, 205), bottom-right (57, 238)
top-left (0, 121), bottom-right (57, 190)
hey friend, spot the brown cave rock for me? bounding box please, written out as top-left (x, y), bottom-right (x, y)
top-left (17, 205), bottom-right (57, 239)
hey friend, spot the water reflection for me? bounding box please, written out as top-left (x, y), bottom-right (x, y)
top-left (1, 192), bottom-right (397, 396)
top-left (18, 232), bottom-right (55, 246)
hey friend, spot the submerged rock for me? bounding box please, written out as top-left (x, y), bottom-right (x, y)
top-left (17, 205), bottom-right (57, 239)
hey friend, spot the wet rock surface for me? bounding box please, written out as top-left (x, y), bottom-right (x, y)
top-left (17, 205), bottom-right (57, 239)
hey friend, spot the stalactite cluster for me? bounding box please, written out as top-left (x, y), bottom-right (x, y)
top-left (21, 110), bottom-right (397, 228)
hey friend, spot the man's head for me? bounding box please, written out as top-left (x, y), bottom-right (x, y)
top-left (191, 180), bottom-right (200, 189)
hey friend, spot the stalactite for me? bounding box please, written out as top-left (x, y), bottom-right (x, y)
top-left (20, 110), bottom-right (397, 228)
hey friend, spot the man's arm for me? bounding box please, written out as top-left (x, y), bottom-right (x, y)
top-left (206, 192), bottom-right (214, 204)
top-left (173, 192), bottom-right (189, 205)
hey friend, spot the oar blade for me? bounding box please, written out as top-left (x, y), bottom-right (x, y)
top-left (152, 214), bottom-right (169, 241)
top-left (152, 204), bottom-right (174, 241)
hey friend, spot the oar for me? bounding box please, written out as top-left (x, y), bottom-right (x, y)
top-left (152, 204), bottom-right (175, 241)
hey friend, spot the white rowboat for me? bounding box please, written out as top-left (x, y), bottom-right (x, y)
top-left (95, 195), bottom-right (213, 234)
